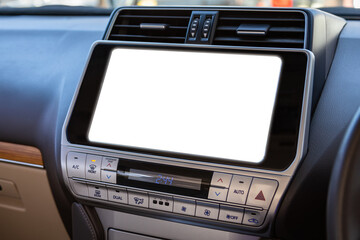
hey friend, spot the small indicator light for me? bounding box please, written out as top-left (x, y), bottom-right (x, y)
top-left (91, 159), bottom-right (96, 162)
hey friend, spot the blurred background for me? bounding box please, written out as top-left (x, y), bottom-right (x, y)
top-left (0, 0), bottom-right (355, 11)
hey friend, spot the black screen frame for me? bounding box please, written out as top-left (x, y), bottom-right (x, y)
top-left (66, 42), bottom-right (310, 171)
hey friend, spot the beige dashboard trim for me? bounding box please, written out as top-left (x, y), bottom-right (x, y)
top-left (0, 141), bottom-right (43, 167)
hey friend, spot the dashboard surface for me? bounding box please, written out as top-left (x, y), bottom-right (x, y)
top-left (0, 9), bottom-right (360, 240)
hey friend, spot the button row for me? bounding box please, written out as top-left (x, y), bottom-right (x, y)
top-left (67, 152), bottom-right (119, 182)
top-left (209, 172), bottom-right (278, 209)
top-left (69, 180), bottom-right (266, 227)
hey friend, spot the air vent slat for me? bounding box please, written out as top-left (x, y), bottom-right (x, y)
top-left (214, 37), bottom-right (303, 44)
top-left (108, 9), bottom-right (191, 44)
top-left (113, 24), bottom-right (188, 30)
top-left (118, 15), bottom-right (190, 19)
top-left (219, 17), bottom-right (304, 22)
top-left (213, 10), bottom-right (306, 48)
top-left (110, 34), bottom-right (186, 40)
top-left (217, 26), bottom-right (304, 33)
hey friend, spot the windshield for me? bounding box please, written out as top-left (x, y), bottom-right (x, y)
top-left (0, 0), bottom-right (356, 9)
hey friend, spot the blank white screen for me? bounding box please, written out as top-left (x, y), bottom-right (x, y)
top-left (88, 48), bottom-right (282, 163)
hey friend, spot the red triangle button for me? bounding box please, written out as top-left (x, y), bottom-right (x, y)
top-left (255, 190), bottom-right (266, 201)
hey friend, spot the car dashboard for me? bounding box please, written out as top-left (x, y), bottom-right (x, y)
top-left (0, 5), bottom-right (359, 240)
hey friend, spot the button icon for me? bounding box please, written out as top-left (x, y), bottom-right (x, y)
top-left (217, 178), bottom-right (223, 183)
top-left (215, 191), bottom-right (221, 196)
top-left (134, 197), bottom-right (144, 205)
top-left (233, 189), bottom-right (245, 195)
top-left (226, 214), bottom-right (239, 220)
top-left (248, 218), bottom-right (259, 224)
top-left (106, 174), bottom-right (111, 179)
top-left (255, 190), bottom-right (266, 201)
top-left (181, 206), bottom-right (187, 212)
top-left (204, 209), bottom-right (211, 216)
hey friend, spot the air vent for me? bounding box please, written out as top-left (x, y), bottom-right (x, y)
top-left (213, 11), bottom-right (306, 48)
top-left (108, 9), bottom-right (192, 43)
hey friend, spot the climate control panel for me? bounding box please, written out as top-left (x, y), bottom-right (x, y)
top-left (66, 151), bottom-right (278, 228)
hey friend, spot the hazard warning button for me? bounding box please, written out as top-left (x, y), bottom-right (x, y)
top-left (246, 178), bottom-right (278, 209)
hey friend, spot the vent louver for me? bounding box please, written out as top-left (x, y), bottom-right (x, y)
top-left (213, 11), bottom-right (306, 48)
top-left (108, 9), bottom-right (192, 43)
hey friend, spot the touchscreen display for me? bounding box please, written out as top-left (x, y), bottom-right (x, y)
top-left (88, 48), bottom-right (282, 163)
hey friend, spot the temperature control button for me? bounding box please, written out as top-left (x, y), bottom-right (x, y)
top-left (210, 172), bottom-right (232, 188)
top-left (128, 191), bottom-right (148, 208)
top-left (218, 205), bottom-right (244, 224)
top-left (242, 209), bottom-right (266, 226)
top-left (67, 152), bottom-right (86, 178)
top-left (101, 170), bottom-right (117, 183)
top-left (195, 202), bottom-right (219, 220)
top-left (246, 178), bottom-right (278, 209)
top-left (85, 154), bottom-right (102, 181)
top-left (227, 175), bottom-right (252, 205)
top-left (101, 157), bottom-right (119, 171)
top-left (173, 198), bottom-right (196, 216)
top-left (208, 187), bottom-right (228, 201)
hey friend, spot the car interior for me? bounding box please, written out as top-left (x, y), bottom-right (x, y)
top-left (0, 1), bottom-right (360, 239)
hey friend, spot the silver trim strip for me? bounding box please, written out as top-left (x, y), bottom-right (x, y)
top-left (0, 158), bottom-right (44, 169)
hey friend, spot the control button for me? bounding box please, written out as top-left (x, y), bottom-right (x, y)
top-left (69, 179), bottom-right (88, 197)
top-left (242, 209), bottom-right (267, 226)
top-left (88, 185), bottom-right (107, 200)
top-left (108, 188), bottom-right (128, 204)
top-left (67, 152), bottom-right (86, 178)
top-left (128, 191), bottom-right (148, 208)
top-left (85, 154), bottom-right (102, 180)
top-left (101, 157), bottom-right (119, 171)
top-left (227, 175), bottom-right (252, 205)
top-left (208, 187), bottom-right (228, 201)
top-left (101, 170), bottom-right (117, 183)
top-left (218, 205), bottom-right (244, 224)
top-left (246, 178), bottom-right (278, 209)
top-left (173, 198), bottom-right (196, 216)
top-left (210, 172), bottom-right (232, 188)
top-left (149, 195), bottom-right (173, 212)
top-left (195, 202), bottom-right (219, 220)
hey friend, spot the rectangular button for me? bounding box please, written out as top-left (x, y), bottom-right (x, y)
top-left (218, 205), bottom-right (244, 224)
top-left (149, 195), bottom-right (173, 212)
top-left (246, 178), bottom-right (278, 209)
top-left (227, 175), bottom-right (252, 205)
top-left (195, 202), bottom-right (219, 220)
top-left (210, 172), bottom-right (232, 188)
top-left (108, 188), bottom-right (128, 204)
top-left (101, 157), bottom-right (119, 171)
top-left (242, 209), bottom-right (267, 226)
top-left (85, 154), bottom-right (102, 181)
top-left (128, 191), bottom-right (148, 208)
top-left (67, 152), bottom-right (86, 178)
top-left (101, 170), bottom-right (117, 183)
top-left (208, 187), bottom-right (228, 201)
top-left (88, 185), bottom-right (107, 200)
top-left (173, 198), bottom-right (196, 216)
top-left (69, 179), bottom-right (88, 197)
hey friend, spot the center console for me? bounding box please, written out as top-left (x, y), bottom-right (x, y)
top-left (61, 41), bottom-right (314, 238)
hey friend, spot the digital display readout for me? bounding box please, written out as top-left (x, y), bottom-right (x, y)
top-left (128, 169), bottom-right (202, 191)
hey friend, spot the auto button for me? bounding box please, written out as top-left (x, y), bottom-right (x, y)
top-left (227, 175), bottom-right (252, 205)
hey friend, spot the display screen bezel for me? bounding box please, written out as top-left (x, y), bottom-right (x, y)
top-left (66, 42), bottom-right (310, 171)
